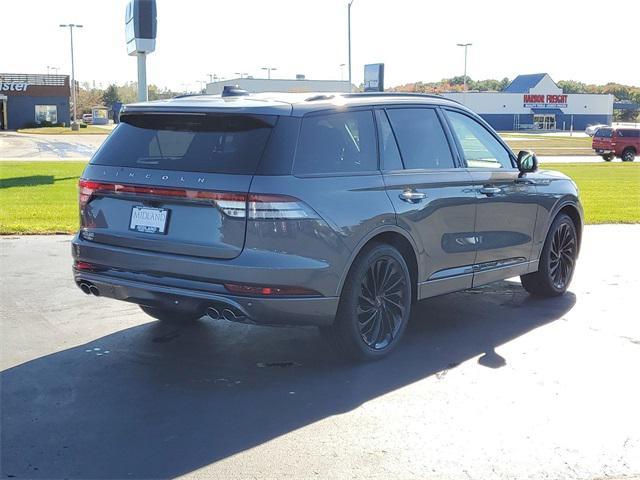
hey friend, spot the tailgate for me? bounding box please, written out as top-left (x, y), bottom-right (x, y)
top-left (79, 112), bottom-right (277, 259)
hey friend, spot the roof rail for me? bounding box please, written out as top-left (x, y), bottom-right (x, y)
top-left (341, 91), bottom-right (462, 105)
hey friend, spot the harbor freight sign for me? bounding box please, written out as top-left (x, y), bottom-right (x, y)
top-left (523, 94), bottom-right (568, 108)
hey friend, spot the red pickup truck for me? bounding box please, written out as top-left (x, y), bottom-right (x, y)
top-left (592, 126), bottom-right (639, 161)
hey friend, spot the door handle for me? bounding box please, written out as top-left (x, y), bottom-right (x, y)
top-left (399, 190), bottom-right (427, 203)
top-left (479, 186), bottom-right (501, 195)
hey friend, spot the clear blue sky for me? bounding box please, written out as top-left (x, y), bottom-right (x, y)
top-left (3, 0), bottom-right (639, 91)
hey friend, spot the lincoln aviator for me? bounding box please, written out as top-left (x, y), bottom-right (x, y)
top-left (72, 90), bottom-right (583, 360)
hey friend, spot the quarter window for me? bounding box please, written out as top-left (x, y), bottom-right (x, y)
top-left (445, 110), bottom-right (513, 169)
top-left (294, 111), bottom-right (377, 175)
top-left (375, 110), bottom-right (403, 171)
top-left (386, 108), bottom-right (454, 170)
top-left (35, 105), bottom-right (57, 124)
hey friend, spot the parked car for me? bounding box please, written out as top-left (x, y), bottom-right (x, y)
top-left (82, 113), bottom-right (93, 124)
top-left (72, 91), bottom-right (583, 361)
top-left (592, 126), bottom-right (639, 161)
top-left (585, 123), bottom-right (608, 136)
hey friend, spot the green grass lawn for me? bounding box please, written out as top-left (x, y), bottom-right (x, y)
top-left (16, 126), bottom-right (110, 135)
top-left (0, 161), bottom-right (638, 234)
top-left (0, 162), bottom-right (85, 234)
top-left (500, 133), bottom-right (594, 156)
top-left (539, 163), bottom-right (640, 224)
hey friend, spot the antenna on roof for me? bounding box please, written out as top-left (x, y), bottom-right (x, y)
top-left (222, 86), bottom-right (250, 98)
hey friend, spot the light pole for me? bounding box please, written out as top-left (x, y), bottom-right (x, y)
top-left (339, 63), bottom-right (346, 81)
top-left (60, 23), bottom-right (83, 130)
top-left (261, 67), bottom-right (277, 79)
top-left (348, 0), bottom-right (355, 92)
top-left (456, 43), bottom-right (472, 91)
top-left (235, 72), bottom-right (248, 79)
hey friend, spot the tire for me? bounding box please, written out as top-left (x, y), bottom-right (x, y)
top-left (602, 153), bottom-right (614, 161)
top-left (323, 243), bottom-right (412, 361)
top-left (521, 213), bottom-right (577, 297)
top-left (139, 305), bottom-right (202, 323)
top-left (622, 148), bottom-right (635, 162)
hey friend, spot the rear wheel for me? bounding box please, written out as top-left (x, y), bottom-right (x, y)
top-left (139, 305), bottom-right (202, 323)
top-left (622, 148), bottom-right (635, 162)
top-left (602, 153), bottom-right (614, 161)
top-left (521, 213), bottom-right (577, 297)
top-left (324, 243), bottom-right (412, 361)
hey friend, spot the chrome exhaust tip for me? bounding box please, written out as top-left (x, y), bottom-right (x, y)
top-left (79, 282), bottom-right (91, 295)
top-left (206, 307), bottom-right (220, 320)
top-left (222, 309), bottom-right (237, 321)
top-left (89, 285), bottom-right (100, 296)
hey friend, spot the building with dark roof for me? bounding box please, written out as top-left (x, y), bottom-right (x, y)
top-left (0, 73), bottom-right (71, 130)
top-left (442, 73), bottom-right (613, 131)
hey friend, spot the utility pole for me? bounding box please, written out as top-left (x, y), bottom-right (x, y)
top-left (60, 23), bottom-right (83, 130)
top-left (348, 0), bottom-right (355, 92)
top-left (456, 43), bottom-right (472, 91)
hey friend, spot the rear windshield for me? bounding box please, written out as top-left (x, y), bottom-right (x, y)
top-left (594, 128), bottom-right (613, 138)
top-left (91, 113), bottom-right (276, 174)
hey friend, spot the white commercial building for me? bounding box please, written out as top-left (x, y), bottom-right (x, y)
top-left (205, 77), bottom-right (351, 95)
top-left (442, 73), bottom-right (614, 131)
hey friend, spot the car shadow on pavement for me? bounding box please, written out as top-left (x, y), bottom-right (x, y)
top-left (0, 281), bottom-right (575, 479)
top-left (0, 175), bottom-right (79, 189)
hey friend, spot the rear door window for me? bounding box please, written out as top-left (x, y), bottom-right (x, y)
top-left (91, 113), bottom-right (275, 174)
top-left (385, 108), bottom-right (455, 170)
top-left (294, 110), bottom-right (377, 175)
top-left (617, 129), bottom-right (640, 138)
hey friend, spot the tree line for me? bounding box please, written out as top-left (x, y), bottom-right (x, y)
top-left (75, 82), bottom-right (183, 115)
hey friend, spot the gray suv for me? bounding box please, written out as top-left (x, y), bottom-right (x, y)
top-left (72, 91), bottom-right (583, 361)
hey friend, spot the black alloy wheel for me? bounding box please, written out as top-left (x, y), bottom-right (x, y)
top-left (521, 213), bottom-right (577, 297)
top-left (357, 256), bottom-right (408, 350)
top-left (324, 243), bottom-right (412, 361)
top-left (548, 221), bottom-right (576, 290)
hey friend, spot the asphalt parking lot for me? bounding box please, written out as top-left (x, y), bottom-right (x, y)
top-left (1, 226), bottom-right (640, 479)
top-left (0, 131), bottom-right (106, 160)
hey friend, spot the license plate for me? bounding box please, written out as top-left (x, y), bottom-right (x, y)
top-left (129, 206), bottom-right (169, 234)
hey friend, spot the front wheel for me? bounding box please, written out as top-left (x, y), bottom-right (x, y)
top-left (521, 213), bottom-right (577, 297)
top-left (324, 243), bottom-right (412, 361)
top-left (139, 305), bottom-right (202, 323)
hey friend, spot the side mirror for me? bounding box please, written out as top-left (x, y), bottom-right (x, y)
top-left (517, 150), bottom-right (538, 174)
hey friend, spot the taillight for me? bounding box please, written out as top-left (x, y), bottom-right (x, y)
top-left (78, 179), bottom-right (247, 217)
top-left (223, 282), bottom-right (320, 297)
top-left (78, 180), bottom-right (318, 221)
top-left (247, 194), bottom-right (319, 220)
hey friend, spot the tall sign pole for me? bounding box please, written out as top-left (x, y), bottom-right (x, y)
top-left (60, 23), bottom-right (83, 130)
top-left (137, 52), bottom-right (147, 101)
top-left (348, 0), bottom-right (355, 93)
top-left (126, 0), bottom-right (157, 102)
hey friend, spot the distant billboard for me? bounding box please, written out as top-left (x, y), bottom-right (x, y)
top-left (125, 0), bottom-right (157, 56)
top-left (364, 63), bottom-right (384, 92)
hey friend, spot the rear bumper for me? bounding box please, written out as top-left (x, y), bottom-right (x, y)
top-left (74, 270), bottom-right (338, 326)
top-left (594, 149), bottom-right (614, 154)
top-left (71, 235), bottom-right (339, 326)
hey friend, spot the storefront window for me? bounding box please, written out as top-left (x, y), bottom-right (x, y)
top-left (35, 105), bottom-right (58, 124)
